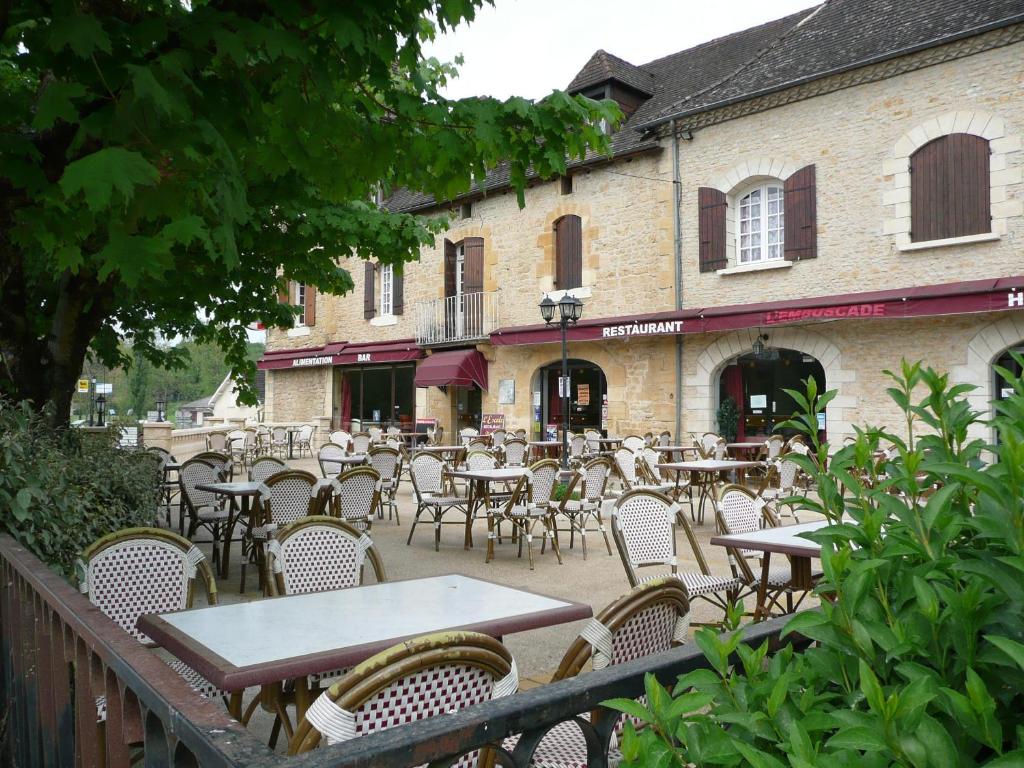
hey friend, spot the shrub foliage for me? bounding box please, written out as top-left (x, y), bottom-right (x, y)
top-left (0, 398), bottom-right (160, 575)
top-left (609, 360), bottom-right (1024, 767)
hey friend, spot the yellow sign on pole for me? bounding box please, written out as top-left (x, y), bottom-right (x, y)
top-left (77, 379), bottom-right (90, 393)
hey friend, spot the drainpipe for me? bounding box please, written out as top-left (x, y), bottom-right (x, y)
top-left (671, 119), bottom-right (685, 441)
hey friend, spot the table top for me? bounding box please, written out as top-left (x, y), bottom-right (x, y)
top-left (195, 481), bottom-right (262, 497)
top-left (594, 437), bottom-right (622, 444)
top-left (727, 442), bottom-right (766, 449)
top-left (138, 574), bottom-right (591, 691)
top-left (652, 445), bottom-right (699, 453)
top-left (528, 440), bottom-right (563, 447)
top-left (415, 444), bottom-right (464, 452)
top-left (710, 520), bottom-right (830, 557)
top-left (325, 454), bottom-right (368, 464)
top-left (447, 467), bottom-right (531, 482)
top-left (656, 459), bottom-right (765, 472)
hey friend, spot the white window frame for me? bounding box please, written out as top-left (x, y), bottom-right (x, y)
top-left (736, 183), bottom-right (785, 265)
top-left (294, 282), bottom-right (306, 326)
top-left (379, 264), bottom-right (393, 317)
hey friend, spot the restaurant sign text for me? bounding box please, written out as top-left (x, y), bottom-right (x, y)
top-left (763, 303), bottom-right (886, 325)
top-left (601, 320), bottom-right (684, 338)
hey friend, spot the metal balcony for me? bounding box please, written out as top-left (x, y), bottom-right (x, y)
top-left (414, 291), bottom-right (499, 346)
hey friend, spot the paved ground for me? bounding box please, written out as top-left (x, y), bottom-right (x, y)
top-left (176, 453), bottom-right (820, 683)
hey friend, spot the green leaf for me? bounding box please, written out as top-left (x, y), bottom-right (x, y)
top-left (49, 15), bottom-right (111, 57)
top-left (859, 660), bottom-right (885, 713)
top-left (59, 148), bottom-right (160, 211)
top-left (985, 635), bottom-right (1024, 672)
top-left (601, 698), bottom-right (655, 725)
top-left (826, 726), bottom-right (890, 752)
top-left (32, 82), bottom-right (87, 130)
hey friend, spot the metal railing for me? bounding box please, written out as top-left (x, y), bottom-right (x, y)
top-left (0, 533), bottom-right (801, 766)
top-left (414, 291), bottom-right (499, 346)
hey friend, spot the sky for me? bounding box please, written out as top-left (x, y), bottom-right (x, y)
top-left (422, 0), bottom-right (819, 101)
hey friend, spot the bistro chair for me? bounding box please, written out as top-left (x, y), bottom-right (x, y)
top-left (466, 437), bottom-right (490, 454)
top-left (294, 424), bottom-right (315, 458)
top-left (351, 431), bottom-right (372, 454)
top-left (460, 426), bottom-right (480, 445)
top-left (757, 452), bottom-right (804, 523)
top-left (551, 456), bottom-right (614, 559)
top-left (488, 460), bottom-right (561, 569)
top-left (289, 631), bottom-right (517, 756)
top-left (146, 446), bottom-right (179, 528)
top-left (226, 428), bottom-right (247, 464)
top-left (429, 424), bottom-right (445, 445)
top-left (328, 430), bottom-right (352, 450)
top-left (612, 489), bottom-right (741, 626)
top-left (568, 433), bottom-right (588, 466)
top-left (699, 432), bottom-right (722, 457)
top-left (491, 428), bottom-right (507, 446)
top-left (250, 455), bottom-right (286, 484)
top-left (191, 450), bottom-right (232, 482)
top-left (76, 527), bottom-right (224, 726)
top-left (513, 428), bottom-right (527, 439)
top-left (407, 452), bottom-right (469, 551)
top-left (501, 579), bottom-right (691, 766)
top-left (318, 442), bottom-right (349, 477)
top-left (179, 458), bottom-right (230, 567)
top-left (716, 484), bottom-right (810, 617)
top-left (206, 431), bottom-right (229, 452)
top-left (621, 434), bottom-right (645, 454)
top-left (465, 449), bottom-right (498, 472)
top-left (270, 426), bottom-right (290, 458)
top-left (613, 447), bottom-right (675, 494)
top-left (503, 438), bottom-right (528, 467)
top-left (643, 431), bottom-right (655, 447)
top-left (326, 466), bottom-right (381, 533)
top-left (367, 446), bottom-right (401, 522)
top-left (241, 428), bottom-right (260, 465)
top-left (368, 425), bottom-right (383, 444)
top-left (658, 430), bottom-right (672, 447)
top-left (250, 470), bottom-right (320, 590)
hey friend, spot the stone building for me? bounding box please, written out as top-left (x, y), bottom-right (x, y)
top-left (261, 0), bottom-right (1024, 445)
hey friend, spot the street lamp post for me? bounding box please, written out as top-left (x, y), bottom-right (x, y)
top-left (540, 294), bottom-right (583, 471)
top-left (156, 397), bottom-right (166, 423)
top-left (96, 394), bottom-right (107, 428)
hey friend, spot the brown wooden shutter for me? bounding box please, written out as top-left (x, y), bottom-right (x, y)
top-left (443, 240), bottom-right (457, 298)
top-left (304, 285), bottom-right (316, 326)
top-left (783, 165), bottom-right (817, 261)
top-left (363, 262), bottom-right (376, 319)
top-left (698, 187), bottom-right (728, 272)
top-left (911, 133), bottom-right (990, 242)
top-left (463, 237), bottom-right (484, 295)
top-left (278, 280), bottom-right (290, 304)
top-left (554, 215), bottom-right (583, 289)
top-left (392, 267), bottom-right (404, 315)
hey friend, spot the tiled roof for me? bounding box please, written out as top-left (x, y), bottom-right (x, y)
top-left (642, 0), bottom-right (1024, 126)
top-left (567, 49), bottom-right (655, 95)
top-left (386, 0), bottom-right (1023, 214)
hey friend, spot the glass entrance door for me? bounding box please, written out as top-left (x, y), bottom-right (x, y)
top-left (541, 359), bottom-right (607, 435)
top-left (453, 385), bottom-right (482, 433)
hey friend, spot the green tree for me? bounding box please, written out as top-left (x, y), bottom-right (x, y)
top-left (127, 345), bottom-right (149, 418)
top-left (0, 1), bottom-right (618, 425)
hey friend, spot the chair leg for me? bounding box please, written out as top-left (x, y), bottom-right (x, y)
top-left (406, 508), bottom-right (421, 545)
top-left (433, 516), bottom-right (441, 552)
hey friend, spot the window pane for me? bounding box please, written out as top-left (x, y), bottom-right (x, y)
top-left (393, 365), bottom-right (415, 430)
top-left (360, 368), bottom-right (391, 427)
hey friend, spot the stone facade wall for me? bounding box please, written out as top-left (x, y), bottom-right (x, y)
top-left (679, 40), bottom-right (1024, 309)
top-left (264, 366), bottom-right (330, 425)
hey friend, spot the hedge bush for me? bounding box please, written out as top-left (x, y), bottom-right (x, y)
top-left (0, 398), bottom-right (160, 576)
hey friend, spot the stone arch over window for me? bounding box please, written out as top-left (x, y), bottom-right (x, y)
top-left (882, 111), bottom-right (1021, 249)
top-left (687, 326), bottom-right (857, 443)
top-left (951, 313), bottom-right (1024, 442)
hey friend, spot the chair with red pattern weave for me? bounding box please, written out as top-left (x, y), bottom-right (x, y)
top-left (611, 489), bottom-right (740, 626)
top-left (500, 578), bottom-right (691, 768)
top-left (289, 631), bottom-right (518, 759)
top-left (75, 527), bottom-right (225, 727)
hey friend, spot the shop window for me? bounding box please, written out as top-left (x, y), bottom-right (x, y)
top-left (910, 133), bottom-right (990, 242)
top-left (337, 364), bottom-right (416, 431)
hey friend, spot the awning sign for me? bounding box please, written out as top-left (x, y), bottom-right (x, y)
top-left (601, 320), bottom-right (684, 338)
top-left (291, 355), bottom-right (333, 367)
top-left (764, 303), bottom-right (886, 325)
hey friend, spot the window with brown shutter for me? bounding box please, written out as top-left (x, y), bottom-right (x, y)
top-left (443, 239), bottom-right (457, 299)
top-left (278, 280), bottom-right (289, 304)
top-left (304, 284), bottom-right (316, 326)
top-left (910, 133), bottom-right (990, 242)
top-left (698, 187), bottom-right (728, 272)
top-left (462, 237), bottom-right (484, 295)
top-left (363, 262), bottom-right (376, 319)
top-left (783, 165), bottom-right (817, 261)
top-left (392, 267), bottom-right (404, 315)
top-left (554, 215), bottom-right (583, 289)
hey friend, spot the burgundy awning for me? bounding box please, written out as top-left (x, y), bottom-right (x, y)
top-left (332, 339), bottom-right (424, 366)
top-left (489, 276), bottom-right (1024, 346)
top-left (414, 349), bottom-right (488, 390)
top-left (257, 342), bottom-right (345, 370)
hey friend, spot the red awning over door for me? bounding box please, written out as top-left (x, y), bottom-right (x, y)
top-left (414, 349), bottom-right (488, 390)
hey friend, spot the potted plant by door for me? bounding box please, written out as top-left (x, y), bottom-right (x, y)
top-left (716, 396), bottom-right (739, 442)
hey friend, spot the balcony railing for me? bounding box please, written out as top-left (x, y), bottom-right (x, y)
top-left (414, 291), bottom-right (499, 346)
top-left (0, 532), bottom-right (803, 767)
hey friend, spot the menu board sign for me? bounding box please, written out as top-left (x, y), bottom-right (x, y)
top-left (577, 383), bottom-right (590, 406)
top-left (480, 413), bottom-right (506, 435)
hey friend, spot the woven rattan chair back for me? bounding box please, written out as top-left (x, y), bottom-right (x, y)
top-left (513, 428), bottom-right (526, 439)
top-left (490, 429), bottom-right (507, 446)
top-left (611, 489), bottom-right (679, 587)
top-left (527, 459), bottom-right (559, 506)
top-left (784, 434), bottom-right (810, 455)
top-left (146, 445), bottom-right (172, 469)
top-left (466, 438), bottom-right (490, 454)
top-left (640, 447), bottom-right (664, 484)
top-left (329, 430), bottom-right (352, 450)
top-left (261, 470), bottom-right (318, 530)
top-left (466, 450), bottom-right (498, 472)
top-left (584, 429), bottom-right (601, 454)
top-left (621, 435), bottom-right (645, 454)
top-left (579, 457), bottom-right (612, 501)
top-left (351, 432), bottom-right (372, 454)
top-left (250, 456), bottom-right (286, 484)
top-left (613, 447), bottom-right (639, 489)
top-left (271, 426), bottom-right (289, 445)
top-left (331, 466), bottom-right (381, 531)
top-left (700, 433), bottom-right (721, 454)
top-left (431, 425), bottom-right (445, 445)
top-left (765, 435), bottom-right (785, 460)
top-left (643, 432), bottom-right (654, 448)
top-left (410, 452), bottom-right (445, 497)
top-left (267, 517), bottom-right (387, 596)
top-left (368, 446), bottom-right (400, 484)
top-left (368, 426), bottom-right (383, 444)
top-left (319, 443), bottom-right (349, 477)
top-left (206, 432), bottom-right (229, 452)
top-left (76, 527), bottom-right (216, 644)
top-left (716, 483), bottom-right (772, 560)
top-left (460, 427), bottom-right (479, 446)
top-left (503, 438), bottom-right (528, 467)
top-left (290, 632), bottom-right (516, 756)
top-left (570, 434), bottom-right (587, 458)
top-left (191, 451), bottom-right (231, 481)
top-left (658, 431), bottom-right (672, 447)
top-left (180, 458), bottom-right (222, 512)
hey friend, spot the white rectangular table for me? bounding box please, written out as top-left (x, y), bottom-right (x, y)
top-left (138, 574), bottom-right (591, 719)
top-left (710, 520), bottom-right (829, 620)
